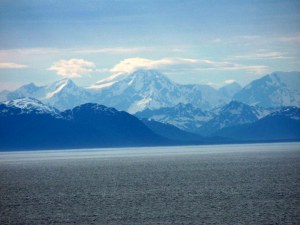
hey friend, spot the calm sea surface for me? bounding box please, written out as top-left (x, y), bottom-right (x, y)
top-left (0, 143), bottom-right (300, 224)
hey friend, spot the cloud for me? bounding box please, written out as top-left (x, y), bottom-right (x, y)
top-left (48, 59), bottom-right (95, 78)
top-left (109, 57), bottom-right (268, 75)
top-left (225, 79), bottom-right (236, 84)
top-left (279, 34), bottom-right (300, 43)
top-left (230, 51), bottom-right (290, 60)
top-left (0, 62), bottom-right (28, 69)
top-left (238, 35), bottom-right (261, 40)
top-left (0, 47), bottom-right (153, 58)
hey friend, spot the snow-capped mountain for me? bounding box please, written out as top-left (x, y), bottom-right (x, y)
top-left (196, 101), bottom-right (270, 135)
top-left (2, 70), bottom-right (300, 114)
top-left (216, 106), bottom-right (300, 141)
top-left (6, 82), bottom-right (45, 100)
top-left (135, 103), bottom-right (213, 132)
top-left (141, 118), bottom-right (204, 143)
top-left (2, 70), bottom-right (229, 113)
top-left (42, 79), bottom-right (93, 110)
top-left (0, 97), bottom-right (60, 116)
top-left (5, 79), bottom-right (93, 110)
top-left (218, 82), bottom-right (242, 99)
top-left (91, 69), bottom-right (229, 113)
top-left (135, 101), bottom-right (275, 135)
top-left (92, 70), bottom-right (183, 113)
top-left (233, 71), bottom-right (300, 107)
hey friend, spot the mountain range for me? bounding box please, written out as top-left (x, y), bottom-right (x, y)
top-left (2, 70), bottom-right (299, 114)
top-left (0, 70), bottom-right (299, 150)
top-left (233, 71), bottom-right (300, 107)
top-left (0, 98), bottom-right (170, 150)
top-left (135, 100), bottom-right (299, 140)
top-left (0, 70), bottom-right (238, 113)
top-left (0, 97), bottom-right (299, 150)
top-left (216, 107), bottom-right (300, 141)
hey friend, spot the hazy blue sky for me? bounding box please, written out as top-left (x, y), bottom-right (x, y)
top-left (1, 0), bottom-right (300, 90)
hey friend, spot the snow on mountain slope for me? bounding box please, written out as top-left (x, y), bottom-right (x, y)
top-left (0, 97), bottom-right (60, 116)
top-left (218, 82), bottom-right (242, 99)
top-left (93, 69), bottom-right (229, 113)
top-left (233, 71), bottom-right (300, 107)
top-left (180, 84), bottom-right (228, 110)
top-left (135, 103), bottom-right (213, 132)
top-left (88, 73), bottom-right (128, 90)
top-left (3, 70), bottom-right (300, 113)
top-left (267, 106), bottom-right (300, 120)
top-left (215, 106), bottom-right (300, 141)
top-left (42, 79), bottom-right (93, 110)
top-left (93, 70), bottom-right (183, 113)
top-left (4, 79), bottom-right (93, 110)
top-left (6, 82), bottom-right (45, 100)
top-left (0, 101), bottom-right (170, 150)
top-left (196, 101), bottom-right (266, 135)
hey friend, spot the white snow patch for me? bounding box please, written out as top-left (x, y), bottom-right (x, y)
top-left (46, 80), bottom-right (68, 98)
top-left (87, 81), bottom-right (116, 89)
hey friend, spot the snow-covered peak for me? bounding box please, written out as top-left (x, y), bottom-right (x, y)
top-left (125, 69), bottom-right (175, 89)
top-left (234, 71), bottom-right (300, 107)
top-left (271, 71), bottom-right (300, 90)
top-left (88, 69), bottom-right (173, 91)
top-left (2, 97), bottom-right (60, 116)
top-left (45, 79), bottom-right (83, 99)
top-left (45, 79), bottom-right (76, 98)
top-left (218, 82), bottom-right (242, 99)
top-left (20, 82), bottom-right (40, 92)
top-left (5, 82), bottom-right (45, 100)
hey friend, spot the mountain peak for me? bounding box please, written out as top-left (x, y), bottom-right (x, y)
top-left (45, 78), bottom-right (77, 98)
top-left (89, 69), bottom-right (170, 90)
top-left (234, 71), bottom-right (300, 107)
top-left (49, 78), bottom-right (75, 88)
top-left (9, 82), bottom-right (41, 95)
top-left (2, 97), bottom-right (60, 116)
top-left (23, 82), bottom-right (39, 89)
top-left (218, 82), bottom-right (242, 99)
top-left (70, 103), bottom-right (118, 115)
top-left (125, 69), bottom-right (173, 86)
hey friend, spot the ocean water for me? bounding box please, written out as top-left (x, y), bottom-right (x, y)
top-left (0, 143), bottom-right (299, 225)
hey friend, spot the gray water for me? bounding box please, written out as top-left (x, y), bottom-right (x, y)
top-left (0, 143), bottom-right (300, 224)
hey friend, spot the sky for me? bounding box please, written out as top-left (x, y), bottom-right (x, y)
top-left (0, 0), bottom-right (300, 91)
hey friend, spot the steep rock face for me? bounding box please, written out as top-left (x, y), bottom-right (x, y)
top-left (233, 71), bottom-right (300, 107)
